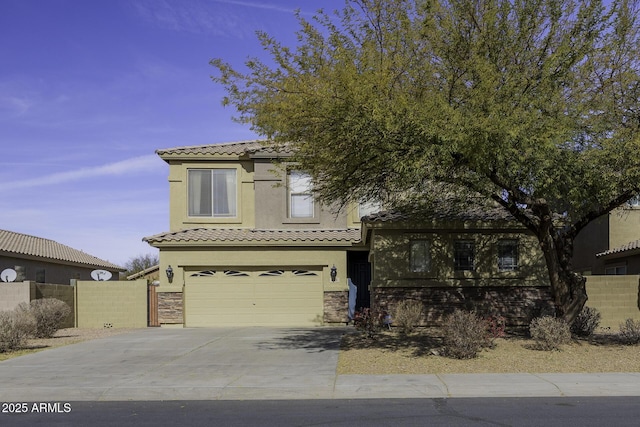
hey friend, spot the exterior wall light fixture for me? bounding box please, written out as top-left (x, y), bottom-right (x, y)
top-left (330, 264), bottom-right (337, 282)
top-left (166, 265), bottom-right (174, 283)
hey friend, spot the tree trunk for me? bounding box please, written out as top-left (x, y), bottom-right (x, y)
top-left (537, 228), bottom-right (588, 324)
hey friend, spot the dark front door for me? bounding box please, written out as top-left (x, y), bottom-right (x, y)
top-left (348, 251), bottom-right (371, 310)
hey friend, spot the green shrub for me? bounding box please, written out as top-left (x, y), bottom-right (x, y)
top-left (393, 300), bottom-right (422, 335)
top-left (28, 299), bottom-right (71, 338)
top-left (618, 319), bottom-right (640, 345)
top-left (442, 310), bottom-right (490, 359)
top-left (570, 306), bottom-right (601, 338)
top-left (529, 316), bottom-right (571, 351)
top-left (0, 309), bottom-right (36, 353)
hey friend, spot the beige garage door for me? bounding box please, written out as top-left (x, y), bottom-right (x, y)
top-left (184, 268), bottom-right (323, 327)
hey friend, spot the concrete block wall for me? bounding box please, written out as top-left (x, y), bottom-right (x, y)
top-left (76, 280), bottom-right (147, 328)
top-left (34, 283), bottom-right (75, 328)
top-left (586, 275), bottom-right (640, 328)
top-left (0, 281), bottom-right (31, 312)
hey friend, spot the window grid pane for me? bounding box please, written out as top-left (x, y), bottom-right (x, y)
top-left (188, 169), bottom-right (237, 217)
top-left (498, 240), bottom-right (519, 271)
top-left (454, 240), bottom-right (475, 271)
top-left (410, 240), bottom-right (431, 272)
top-left (289, 171), bottom-right (314, 218)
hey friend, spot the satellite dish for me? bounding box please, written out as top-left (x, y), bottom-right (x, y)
top-left (91, 269), bottom-right (112, 281)
top-left (1, 268), bottom-right (17, 283)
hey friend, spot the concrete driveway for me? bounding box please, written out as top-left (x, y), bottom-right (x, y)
top-left (2, 327), bottom-right (640, 401)
top-left (0, 327), bottom-right (346, 401)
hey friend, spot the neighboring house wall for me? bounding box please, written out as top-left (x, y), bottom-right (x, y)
top-left (0, 255), bottom-right (119, 284)
top-left (574, 207), bottom-right (640, 275)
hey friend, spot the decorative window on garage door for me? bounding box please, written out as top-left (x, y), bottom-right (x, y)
top-left (259, 270), bottom-right (285, 276)
top-left (191, 270), bottom-right (217, 277)
top-left (292, 270), bottom-right (318, 276)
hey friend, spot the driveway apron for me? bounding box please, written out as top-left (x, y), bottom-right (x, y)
top-left (0, 327), bottom-right (345, 401)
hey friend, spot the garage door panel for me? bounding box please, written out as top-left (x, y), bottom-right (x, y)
top-left (185, 268), bottom-right (323, 327)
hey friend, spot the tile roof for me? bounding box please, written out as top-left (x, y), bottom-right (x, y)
top-left (0, 229), bottom-right (124, 270)
top-left (363, 204), bottom-right (514, 224)
top-left (143, 228), bottom-right (362, 245)
top-left (156, 140), bottom-right (290, 157)
top-left (596, 239), bottom-right (640, 258)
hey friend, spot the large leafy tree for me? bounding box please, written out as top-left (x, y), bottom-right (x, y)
top-left (212, 0), bottom-right (640, 323)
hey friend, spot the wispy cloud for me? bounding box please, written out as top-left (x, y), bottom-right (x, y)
top-left (210, 0), bottom-right (309, 14)
top-left (0, 155), bottom-right (164, 191)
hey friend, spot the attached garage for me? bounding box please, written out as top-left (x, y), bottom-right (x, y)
top-left (184, 267), bottom-right (324, 326)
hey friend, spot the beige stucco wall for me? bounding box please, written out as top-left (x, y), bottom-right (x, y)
top-left (75, 280), bottom-right (147, 328)
top-left (586, 275), bottom-right (640, 328)
top-left (609, 208), bottom-right (640, 249)
top-left (369, 227), bottom-right (549, 288)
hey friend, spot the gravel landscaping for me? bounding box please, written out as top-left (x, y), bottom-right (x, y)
top-left (338, 328), bottom-right (640, 374)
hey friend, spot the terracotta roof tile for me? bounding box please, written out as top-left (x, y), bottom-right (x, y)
top-left (0, 229), bottom-right (124, 270)
top-left (363, 204), bottom-right (514, 223)
top-left (144, 228), bottom-right (361, 245)
top-left (597, 239), bottom-right (640, 258)
top-left (156, 140), bottom-right (291, 157)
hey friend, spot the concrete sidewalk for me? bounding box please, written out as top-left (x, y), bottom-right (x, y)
top-left (0, 327), bottom-right (638, 401)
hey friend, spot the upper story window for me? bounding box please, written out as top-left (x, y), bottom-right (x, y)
top-left (497, 239), bottom-right (519, 271)
top-left (288, 171), bottom-right (314, 218)
top-left (188, 169), bottom-right (237, 217)
top-left (410, 240), bottom-right (431, 273)
top-left (454, 240), bottom-right (475, 271)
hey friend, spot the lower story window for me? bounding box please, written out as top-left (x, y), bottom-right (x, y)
top-left (498, 239), bottom-right (519, 271)
top-left (410, 240), bottom-right (431, 272)
top-left (454, 240), bottom-right (475, 271)
top-left (605, 265), bottom-right (627, 275)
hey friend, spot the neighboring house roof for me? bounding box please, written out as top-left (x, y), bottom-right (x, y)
top-left (126, 264), bottom-right (160, 280)
top-left (156, 140), bottom-right (291, 158)
top-left (596, 239), bottom-right (640, 258)
top-left (0, 229), bottom-right (124, 271)
top-left (144, 228), bottom-right (362, 245)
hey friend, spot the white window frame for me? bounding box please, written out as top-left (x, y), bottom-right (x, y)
top-left (288, 171), bottom-right (314, 218)
top-left (188, 168), bottom-right (237, 218)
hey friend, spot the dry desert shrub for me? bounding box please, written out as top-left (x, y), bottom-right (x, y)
top-left (26, 299), bottom-right (72, 339)
top-left (618, 318), bottom-right (640, 345)
top-left (529, 316), bottom-right (571, 351)
top-left (570, 306), bottom-right (601, 338)
top-left (442, 310), bottom-right (490, 359)
top-left (393, 300), bottom-right (423, 335)
top-left (0, 309), bottom-right (36, 352)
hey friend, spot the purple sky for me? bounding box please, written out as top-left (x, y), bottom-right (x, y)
top-left (0, 0), bottom-right (345, 266)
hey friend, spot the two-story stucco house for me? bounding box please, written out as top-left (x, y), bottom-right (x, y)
top-left (144, 140), bottom-right (552, 327)
top-left (573, 201), bottom-right (640, 276)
